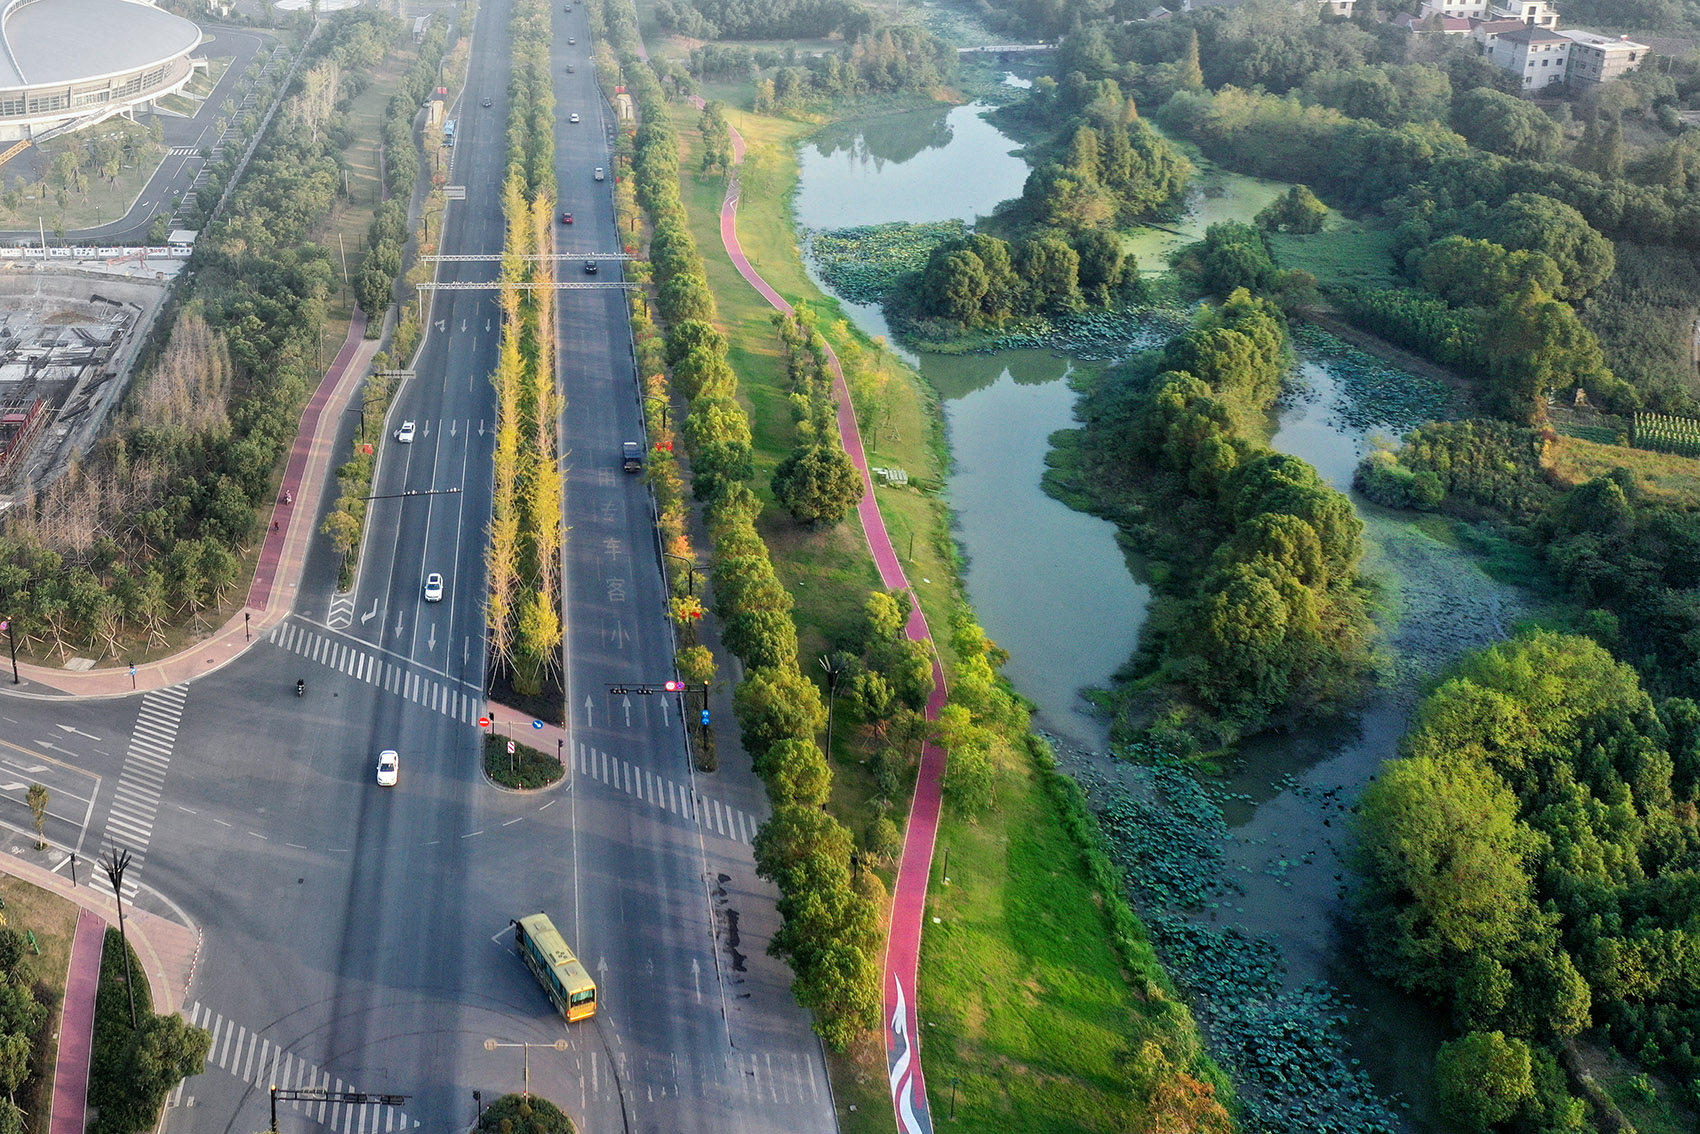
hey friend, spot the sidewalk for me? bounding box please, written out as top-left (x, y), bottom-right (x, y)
top-left (706, 106), bottom-right (947, 1134)
top-left (2, 309), bottom-right (382, 699)
top-left (2, 850), bottom-right (202, 1134)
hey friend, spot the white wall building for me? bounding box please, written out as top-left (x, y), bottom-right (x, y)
top-left (1490, 23), bottom-right (1571, 88)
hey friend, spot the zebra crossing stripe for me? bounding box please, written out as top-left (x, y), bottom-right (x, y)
top-left (99, 684), bottom-right (188, 895)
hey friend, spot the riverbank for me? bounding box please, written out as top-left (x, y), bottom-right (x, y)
top-left (667, 89), bottom-right (1232, 1134)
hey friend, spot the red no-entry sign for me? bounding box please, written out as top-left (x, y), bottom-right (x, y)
top-left (478, 716), bottom-right (491, 728)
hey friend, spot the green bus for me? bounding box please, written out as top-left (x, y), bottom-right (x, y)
top-left (512, 913), bottom-right (597, 1023)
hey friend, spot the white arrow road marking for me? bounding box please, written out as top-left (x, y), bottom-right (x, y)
top-left (427, 624), bottom-right (437, 652)
top-left (660, 696), bottom-right (669, 727)
top-left (56, 725), bottom-right (102, 741)
top-left (360, 601), bottom-right (378, 625)
top-left (394, 613), bottom-right (405, 637)
top-left (584, 696), bottom-right (594, 727)
top-left (435, 319), bottom-right (446, 331)
top-left (449, 419), bottom-right (458, 438)
top-left (460, 319), bottom-right (467, 332)
top-left (622, 695), bottom-right (632, 727)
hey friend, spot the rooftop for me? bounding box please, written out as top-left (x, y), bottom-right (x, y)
top-left (0, 0), bottom-right (201, 88)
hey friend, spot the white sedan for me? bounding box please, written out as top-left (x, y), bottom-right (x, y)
top-left (395, 420), bottom-right (416, 443)
top-left (570, 113), bottom-right (580, 123)
top-left (424, 572), bottom-right (445, 602)
top-left (376, 749), bottom-right (399, 787)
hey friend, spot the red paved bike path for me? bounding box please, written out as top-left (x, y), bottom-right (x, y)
top-left (49, 911), bottom-right (102, 1134)
top-left (710, 111), bottom-right (945, 1134)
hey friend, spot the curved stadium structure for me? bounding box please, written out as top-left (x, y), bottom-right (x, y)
top-left (0, 0), bottom-right (201, 142)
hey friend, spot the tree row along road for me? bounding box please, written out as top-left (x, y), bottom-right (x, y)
top-left (699, 98), bottom-right (949, 1134)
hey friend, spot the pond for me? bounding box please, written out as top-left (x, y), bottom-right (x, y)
top-left (795, 104), bottom-right (1147, 747)
top-left (790, 95), bottom-right (1511, 1129)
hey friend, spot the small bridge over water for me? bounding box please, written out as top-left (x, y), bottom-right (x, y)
top-left (956, 43), bottom-right (1056, 55)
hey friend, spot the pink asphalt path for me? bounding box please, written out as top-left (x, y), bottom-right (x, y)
top-left (248, 308), bottom-right (370, 611)
top-left (49, 910), bottom-right (103, 1134)
top-left (709, 107), bottom-right (946, 1134)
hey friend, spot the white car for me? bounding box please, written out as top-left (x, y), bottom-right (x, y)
top-left (395, 420), bottom-right (416, 443)
top-left (376, 749), bottom-right (399, 787)
top-left (594, 166), bottom-right (604, 181)
top-left (570, 113), bottom-right (580, 123)
top-left (424, 572), bottom-right (445, 602)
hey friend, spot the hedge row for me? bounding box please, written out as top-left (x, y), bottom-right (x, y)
top-left (321, 12), bottom-right (465, 588)
top-left (588, 0), bottom-right (882, 1050)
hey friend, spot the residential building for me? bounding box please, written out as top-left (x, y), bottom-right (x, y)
top-left (1562, 30), bottom-right (1651, 86)
top-left (1490, 23), bottom-right (1571, 88)
top-left (1418, 0), bottom-right (1556, 25)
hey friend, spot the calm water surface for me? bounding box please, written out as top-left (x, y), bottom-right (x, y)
top-left (789, 96), bottom-right (1486, 1127)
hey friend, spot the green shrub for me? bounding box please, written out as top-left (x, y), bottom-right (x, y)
top-left (90, 929), bottom-right (210, 1134)
top-left (477, 1092), bottom-right (575, 1134)
top-left (483, 733), bottom-right (565, 789)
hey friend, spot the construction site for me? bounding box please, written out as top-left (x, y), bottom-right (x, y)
top-left (0, 270), bottom-right (172, 508)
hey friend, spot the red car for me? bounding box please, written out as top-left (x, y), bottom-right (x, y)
top-left (560, 212), bottom-right (574, 224)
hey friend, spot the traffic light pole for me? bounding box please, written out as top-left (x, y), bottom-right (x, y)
top-left (271, 1086), bottom-right (409, 1134)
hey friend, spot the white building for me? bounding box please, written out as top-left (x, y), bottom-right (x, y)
top-left (1418, 0), bottom-right (1557, 26)
top-left (0, 0), bottom-right (204, 142)
top-left (1490, 23), bottom-right (1571, 88)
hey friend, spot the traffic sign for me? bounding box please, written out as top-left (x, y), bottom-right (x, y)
top-left (532, 719), bottom-right (544, 729)
top-left (507, 740), bottom-right (515, 755)
top-left (478, 716), bottom-right (490, 727)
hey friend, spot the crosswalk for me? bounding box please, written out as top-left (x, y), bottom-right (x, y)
top-left (168, 146), bottom-right (199, 156)
top-left (177, 1003), bottom-right (420, 1131)
top-left (574, 741), bottom-right (763, 845)
top-left (94, 684), bottom-right (189, 898)
top-left (269, 622), bottom-right (483, 725)
top-left (269, 619), bottom-right (766, 846)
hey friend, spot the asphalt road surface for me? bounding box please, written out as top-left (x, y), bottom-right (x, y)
top-left (0, 4), bottom-right (835, 1133)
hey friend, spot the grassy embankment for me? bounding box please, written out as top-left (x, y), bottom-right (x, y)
top-left (0, 877), bottom-right (78, 1134)
top-left (310, 45), bottom-right (417, 350)
top-left (669, 96), bottom-right (1227, 1133)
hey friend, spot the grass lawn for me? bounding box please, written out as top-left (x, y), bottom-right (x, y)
top-left (184, 56), bottom-right (233, 100)
top-left (1270, 221), bottom-right (1399, 290)
top-left (0, 875), bottom-right (82, 1134)
top-left (670, 95), bottom-right (1213, 1133)
top-left (0, 120), bottom-right (167, 231)
top-left (922, 745), bottom-right (1159, 1133)
top-left (308, 45), bottom-right (419, 338)
top-left (1547, 434), bottom-right (1700, 506)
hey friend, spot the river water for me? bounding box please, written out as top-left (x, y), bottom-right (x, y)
top-left (795, 102), bottom-right (1143, 747)
top-left (791, 98), bottom-right (1531, 1128)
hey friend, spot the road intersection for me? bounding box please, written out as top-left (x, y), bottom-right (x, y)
top-left (0, 3), bottom-right (834, 1132)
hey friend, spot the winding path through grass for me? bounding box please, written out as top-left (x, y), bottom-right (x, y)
top-left (696, 97), bottom-right (947, 1134)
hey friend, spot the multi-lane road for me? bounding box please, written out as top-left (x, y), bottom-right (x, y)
top-left (0, 3), bottom-right (835, 1132)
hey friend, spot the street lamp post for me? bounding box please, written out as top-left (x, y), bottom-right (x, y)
top-left (0, 619), bottom-right (16, 683)
top-left (483, 1038), bottom-right (567, 1099)
top-left (644, 395), bottom-right (669, 431)
top-left (662, 553), bottom-right (703, 598)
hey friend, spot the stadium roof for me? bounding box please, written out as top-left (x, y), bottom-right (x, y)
top-left (0, 0), bottom-right (201, 87)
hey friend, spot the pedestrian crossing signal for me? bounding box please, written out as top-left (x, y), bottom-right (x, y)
top-left (701, 709), bottom-right (710, 727)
